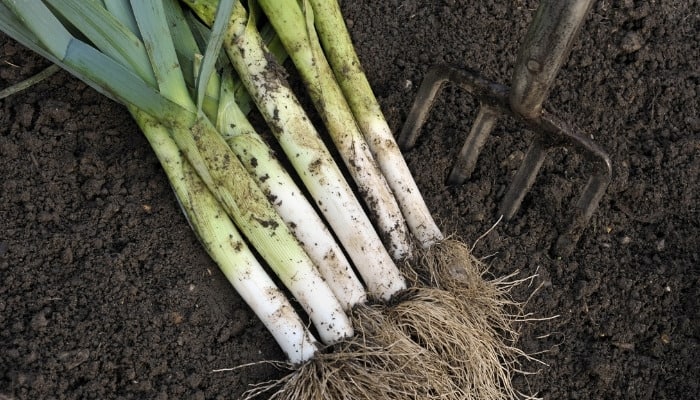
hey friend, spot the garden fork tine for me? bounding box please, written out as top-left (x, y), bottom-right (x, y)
top-left (503, 0), bottom-right (595, 220)
top-left (398, 0), bottom-right (612, 256)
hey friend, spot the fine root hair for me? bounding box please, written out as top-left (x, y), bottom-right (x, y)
top-left (244, 239), bottom-right (537, 399)
top-left (386, 286), bottom-right (527, 399)
top-left (402, 238), bottom-right (537, 398)
top-left (244, 303), bottom-right (472, 400)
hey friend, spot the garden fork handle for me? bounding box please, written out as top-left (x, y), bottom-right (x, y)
top-left (500, 0), bottom-right (596, 223)
top-left (510, 0), bottom-right (594, 118)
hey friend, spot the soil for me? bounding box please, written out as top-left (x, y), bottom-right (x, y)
top-left (1, 0), bottom-right (698, 399)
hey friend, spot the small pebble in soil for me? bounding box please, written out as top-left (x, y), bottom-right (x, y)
top-left (620, 31), bottom-right (644, 53)
top-left (655, 239), bottom-right (665, 251)
top-left (30, 309), bottom-right (49, 330)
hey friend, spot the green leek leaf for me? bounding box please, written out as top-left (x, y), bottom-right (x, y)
top-left (196, 0), bottom-right (235, 111)
top-left (45, 0), bottom-right (155, 85)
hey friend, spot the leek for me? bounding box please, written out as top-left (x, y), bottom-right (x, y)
top-left (215, 68), bottom-right (368, 310)
top-left (136, 0), bottom-right (354, 346)
top-left (0, 0), bottom-right (353, 356)
top-left (188, 20), bottom-right (367, 310)
top-left (183, 0), bottom-right (408, 300)
top-left (309, 0), bottom-right (445, 248)
top-left (180, 1), bottom-right (530, 399)
top-left (256, 0), bottom-right (414, 261)
top-left (133, 108), bottom-right (319, 364)
top-left (2, 0), bottom-right (530, 396)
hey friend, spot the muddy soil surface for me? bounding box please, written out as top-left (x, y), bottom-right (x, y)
top-left (1, 1), bottom-right (698, 398)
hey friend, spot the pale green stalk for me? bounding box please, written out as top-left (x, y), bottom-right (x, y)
top-left (215, 70), bottom-right (367, 310)
top-left (256, 0), bottom-right (413, 261)
top-left (183, 1), bottom-right (407, 300)
top-left (309, 0), bottom-right (444, 248)
top-left (1, 0), bottom-right (353, 346)
top-left (130, 0), bottom-right (353, 345)
top-left (191, 53), bottom-right (367, 310)
top-left (132, 108), bottom-right (319, 364)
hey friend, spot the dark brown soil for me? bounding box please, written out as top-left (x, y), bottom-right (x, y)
top-left (1, 1), bottom-right (698, 399)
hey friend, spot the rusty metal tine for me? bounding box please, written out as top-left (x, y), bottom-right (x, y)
top-left (499, 135), bottom-right (548, 220)
top-left (499, 0), bottom-right (596, 221)
top-left (556, 165), bottom-right (611, 250)
top-left (509, 0), bottom-right (595, 118)
top-left (398, 67), bottom-right (453, 150)
top-left (447, 104), bottom-right (499, 184)
top-left (546, 110), bottom-right (612, 255)
top-left (399, 64), bottom-right (508, 150)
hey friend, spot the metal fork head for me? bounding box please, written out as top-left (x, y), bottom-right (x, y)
top-left (398, 0), bottom-right (612, 256)
top-left (398, 65), bottom-right (611, 257)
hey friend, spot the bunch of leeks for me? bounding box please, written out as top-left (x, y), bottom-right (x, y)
top-left (0, 1), bottom-right (528, 398)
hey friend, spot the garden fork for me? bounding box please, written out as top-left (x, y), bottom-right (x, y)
top-left (398, 0), bottom-right (612, 256)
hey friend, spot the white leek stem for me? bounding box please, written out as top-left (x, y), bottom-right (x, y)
top-left (257, 0), bottom-right (413, 261)
top-left (215, 3), bottom-right (406, 300)
top-left (167, 111), bottom-right (353, 345)
top-left (133, 108), bottom-right (319, 364)
top-left (131, 0), bottom-right (353, 345)
top-left (310, 0), bottom-right (444, 248)
top-left (216, 70), bottom-right (367, 310)
top-left (191, 56), bottom-right (366, 310)
top-left (2, 0), bottom-right (350, 351)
